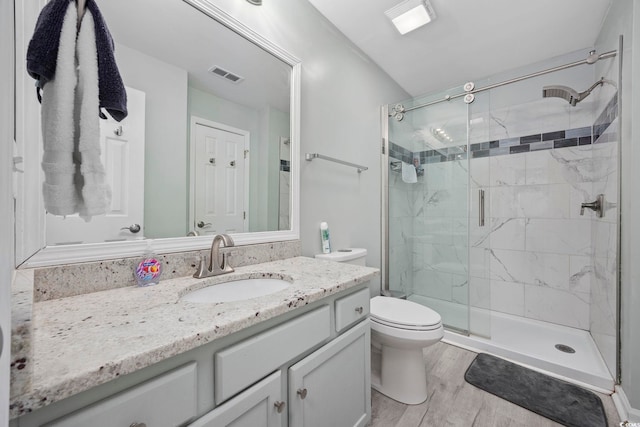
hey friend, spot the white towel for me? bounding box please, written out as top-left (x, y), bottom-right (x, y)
top-left (40, 1), bottom-right (110, 220)
top-left (401, 162), bottom-right (417, 183)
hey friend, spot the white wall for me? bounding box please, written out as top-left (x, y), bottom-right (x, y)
top-left (205, 0), bottom-right (409, 294)
top-left (596, 0), bottom-right (640, 418)
top-left (114, 44), bottom-right (189, 239)
top-left (0, 0), bottom-right (14, 422)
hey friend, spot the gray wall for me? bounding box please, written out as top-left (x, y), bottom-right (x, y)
top-left (207, 0), bottom-right (409, 295)
top-left (115, 44), bottom-right (189, 239)
top-left (596, 0), bottom-right (640, 416)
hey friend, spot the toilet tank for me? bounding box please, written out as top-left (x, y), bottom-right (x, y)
top-left (315, 248), bottom-right (367, 266)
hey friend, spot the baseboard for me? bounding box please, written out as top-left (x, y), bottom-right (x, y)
top-left (614, 385), bottom-right (640, 423)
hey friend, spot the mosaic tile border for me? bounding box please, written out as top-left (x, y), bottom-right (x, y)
top-left (389, 94), bottom-right (618, 164)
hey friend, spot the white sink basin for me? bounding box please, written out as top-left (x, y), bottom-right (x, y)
top-left (181, 278), bottom-right (290, 303)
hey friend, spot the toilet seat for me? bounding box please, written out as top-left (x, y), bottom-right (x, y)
top-left (370, 296), bottom-right (442, 331)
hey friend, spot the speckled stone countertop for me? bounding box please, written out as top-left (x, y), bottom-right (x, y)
top-left (10, 256), bottom-right (378, 418)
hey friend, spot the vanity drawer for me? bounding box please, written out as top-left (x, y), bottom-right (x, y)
top-left (44, 362), bottom-right (197, 427)
top-left (335, 288), bottom-right (370, 333)
top-left (215, 305), bottom-right (330, 404)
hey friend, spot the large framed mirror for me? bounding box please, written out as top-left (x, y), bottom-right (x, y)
top-left (15, 0), bottom-right (300, 267)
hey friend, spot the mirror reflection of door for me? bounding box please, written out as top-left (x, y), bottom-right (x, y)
top-left (46, 87), bottom-right (146, 245)
top-left (191, 119), bottom-right (249, 236)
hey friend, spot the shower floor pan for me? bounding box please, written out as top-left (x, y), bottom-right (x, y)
top-left (408, 294), bottom-right (615, 393)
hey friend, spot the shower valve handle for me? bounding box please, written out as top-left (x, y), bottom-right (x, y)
top-left (580, 194), bottom-right (605, 218)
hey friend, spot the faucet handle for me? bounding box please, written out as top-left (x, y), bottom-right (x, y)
top-left (193, 255), bottom-right (209, 279)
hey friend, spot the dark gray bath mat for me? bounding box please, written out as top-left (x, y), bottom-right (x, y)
top-left (464, 353), bottom-right (607, 427)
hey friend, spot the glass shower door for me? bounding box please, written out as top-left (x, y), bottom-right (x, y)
top-left (387, 85), bottom-right (478, 333)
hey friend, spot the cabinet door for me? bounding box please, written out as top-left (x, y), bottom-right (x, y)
top-left (288, 321), bottom-right (370, 427)
top-left (190, 371), bottom-right (283, 427)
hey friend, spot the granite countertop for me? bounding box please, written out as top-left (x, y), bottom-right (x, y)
top-left (10, 256), bottom-right (379, 418)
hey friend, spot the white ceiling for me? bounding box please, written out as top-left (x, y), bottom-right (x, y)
top-left (307, 0), bottom-right (612, 97)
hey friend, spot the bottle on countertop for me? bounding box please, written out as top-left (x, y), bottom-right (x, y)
top-left (320, 222), bottom-right (331, 254)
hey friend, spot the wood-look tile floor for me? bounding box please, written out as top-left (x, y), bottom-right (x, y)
top-left (369, 342), bottom-right (621, 427)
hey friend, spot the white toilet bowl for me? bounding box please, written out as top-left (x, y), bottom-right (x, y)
top-left (370, 296), bottom-right (444, 405)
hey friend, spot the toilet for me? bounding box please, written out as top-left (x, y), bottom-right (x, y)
top-left (315, 248), bottom-right (444, 405)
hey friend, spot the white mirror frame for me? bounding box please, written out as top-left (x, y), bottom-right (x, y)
top-left (17, 0), bottom-right (301, 268)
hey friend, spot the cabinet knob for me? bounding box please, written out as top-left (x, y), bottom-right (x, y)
top-left (130, 423), bottom-right (147, 427)
top-left (297, 388), bottom-right (308, 399)
top-left (355, 306), bottom-right (364, 315)
top-left (274, 400), bottom-right (286, 413)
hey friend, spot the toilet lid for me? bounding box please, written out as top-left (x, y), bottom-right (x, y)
top-left (370, 296), bottom-right (441, 329)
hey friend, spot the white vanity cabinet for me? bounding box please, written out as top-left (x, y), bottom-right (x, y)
top-left (189, 371), bottom-right (284, 427)
top-left (12, 285), bottom-right (372, 427)
top-left (288, 320), bottom-right (370, 427)
top-left (43, 363), bottom-right (198, 427)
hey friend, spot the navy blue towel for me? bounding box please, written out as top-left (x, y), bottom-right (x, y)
top-left (27, 0), bottom-right (128, 122)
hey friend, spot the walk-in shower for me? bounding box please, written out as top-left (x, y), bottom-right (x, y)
top-left (382, 47), bottom-right (621, 392)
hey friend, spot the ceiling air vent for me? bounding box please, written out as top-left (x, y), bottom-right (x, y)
top-left (208, 66), bottom-right (244, 84)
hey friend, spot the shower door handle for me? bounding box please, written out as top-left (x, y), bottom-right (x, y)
top-left (478, 189), bottom-right (486, 227)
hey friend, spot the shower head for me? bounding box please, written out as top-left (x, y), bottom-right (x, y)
top-left (542, 77), bottom-right (605, 106)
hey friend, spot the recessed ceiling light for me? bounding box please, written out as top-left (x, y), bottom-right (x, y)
top-left (246, 0), bottom-right (262, 5)
top-left (385, 0), bottom-right (436, 35)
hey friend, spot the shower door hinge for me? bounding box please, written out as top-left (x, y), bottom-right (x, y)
top-left (243, 211), bottom-right (246, 220)
top-left (381, 138), bottom-right (386, 155)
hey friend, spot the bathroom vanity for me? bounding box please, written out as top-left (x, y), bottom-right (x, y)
top-left (10, 257), bottom-right (377, 427)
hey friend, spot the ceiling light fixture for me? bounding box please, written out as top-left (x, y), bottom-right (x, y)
top-left (385, 0), bottom-right (436, 35)
top-left (246, 0), bottom-right (262, 5)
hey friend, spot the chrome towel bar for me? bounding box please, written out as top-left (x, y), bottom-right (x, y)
top-left (305, 153), bottom-right (368, 173)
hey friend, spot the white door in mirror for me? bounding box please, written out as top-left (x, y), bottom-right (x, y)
top-left (46, 87), bottom-right (146, 244)
top-left (193, 122), bottom-right (247, 235)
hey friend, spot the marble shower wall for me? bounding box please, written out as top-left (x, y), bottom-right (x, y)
top-left (388, 98), bottom-right (619, 334)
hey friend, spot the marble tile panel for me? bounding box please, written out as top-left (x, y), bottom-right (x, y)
top-left (489, 249), bottom-right (570, 289)
top-left (389, 217), bottom-right (414, 248)
top-left (475, 218), bottom-right (526, 251)
top-left (469, 276), bottom-right (490, 310)
top-left (388, 185), bottom-right (411, 218)
top-left (451, 274), bottom-right (468, 305)
top-left (517, 184), bottom-right (571, 219)
top-left (489, 186), bottom-right (520, 218)
top-left (451, 218), bottom-right (470, 247)
top-left (469, 247), bottom-right (489, 279)
top-left (569, 182), bottom-right (595, 219)
top-left (568, 255), bottom-right (592, 294)
top-left (413, 269), bottom-right (453, 301)
top-left (425, 162), bottom-right (453, 190)
top-left (524, 285), bottom-right (590, 330)
top-left (525, 147), bottom-right (596, 186)
top-left (469, 157), bottom-right (490, 188)
top-left (424, 244), bottom-right (468, 276)
top-left (491, 280), bottom-right (525, 316)
top-left (592, 221), bottom-right (617, 259)
top-left (489, 152), bottom-right (526, 186)
top-left (525, 218), bottom-right (591, 256)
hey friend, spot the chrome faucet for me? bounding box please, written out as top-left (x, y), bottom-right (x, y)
top-left (193, 234), bottom-right (235, 278)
